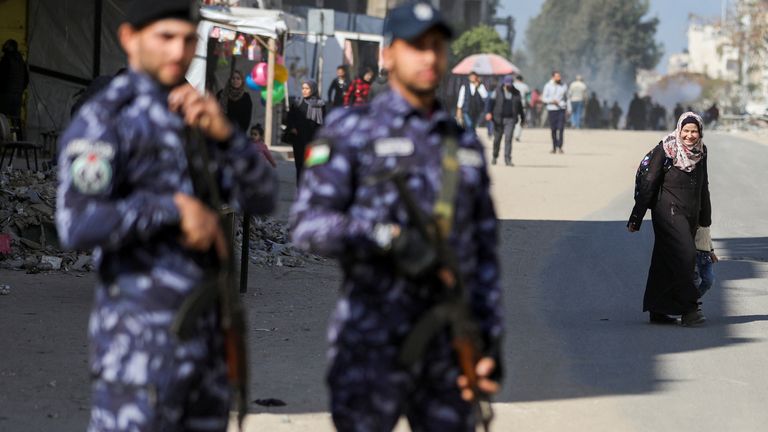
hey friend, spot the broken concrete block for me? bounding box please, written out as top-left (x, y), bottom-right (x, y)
top-left (71, 255), bottom-right (92, 272)
top-left (40, 255), bottom-right (62, 270)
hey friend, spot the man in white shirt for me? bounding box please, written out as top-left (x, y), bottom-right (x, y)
top-left (512, 75), bottom-right (530, 142)
top-left (456, 71), bottom-right (488, 132)
top-left (541, 70), bottom-right (568, 153)
top-left (567, 75), bottom-right (587, 129)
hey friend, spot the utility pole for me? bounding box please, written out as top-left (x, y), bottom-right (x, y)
top-left (318, 13), bottom-right (325, 88)
top-left (492, 15), bottom-right (516, 56)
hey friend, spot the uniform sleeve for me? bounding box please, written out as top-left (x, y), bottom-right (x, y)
top-left (213, 129), bottom-right (277, 216)
top-left (628, 143), bottom-right (666, 229)
top-left (456, 85), bottom-right (466, 109)
top-left (699, 150), bottom-right (712, 227)
top-left (289, 116), bottom-right (378, 259)
top-left (469, 144), bottom-right (503, 357)
top-left (56, 121), bottom-right (180, 251)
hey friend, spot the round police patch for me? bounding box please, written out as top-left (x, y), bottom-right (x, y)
top-left (71, 152), bottom-right (112, 194)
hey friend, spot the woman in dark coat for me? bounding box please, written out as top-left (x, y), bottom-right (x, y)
top-left (628, 112), bottom-right (711, 326)
top-left (217, 70), bottom-right (253, 132)
top-left (285, 79), bottom-right (325, 182)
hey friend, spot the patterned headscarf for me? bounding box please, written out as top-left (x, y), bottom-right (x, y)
top-left (662, 111), bottom-right (705, 172)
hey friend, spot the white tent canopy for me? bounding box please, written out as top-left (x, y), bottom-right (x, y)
top-left (199, 7), bottom-right (301, 39)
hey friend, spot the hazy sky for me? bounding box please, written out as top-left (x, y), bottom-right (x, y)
top-left (497, 0), bottom-right (730, 73)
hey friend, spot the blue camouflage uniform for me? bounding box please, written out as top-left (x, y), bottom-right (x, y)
top-left (290, 89), bottom-right (502, 431)
top-left (56, 70), bottom-right (276, 431)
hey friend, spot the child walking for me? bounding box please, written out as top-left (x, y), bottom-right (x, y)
top-left (694, 226), bottom-right (718, 297)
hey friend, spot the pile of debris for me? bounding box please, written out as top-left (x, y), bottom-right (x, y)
top-left (0, 168), bottom-right (320, 272)
top-left (0, 168), bottom-right (93, 272)
top-left (236, 216), bottom-right (323, 268)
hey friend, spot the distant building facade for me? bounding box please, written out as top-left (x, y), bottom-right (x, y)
top-left (666, 51), bottom-right (690, 76)
top-left (686, 21), bottom-right (740, 81)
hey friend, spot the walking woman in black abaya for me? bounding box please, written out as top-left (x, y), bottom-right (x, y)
top-left (285, 79), bottom-right (325, 183)
top-left (628, 112), bottom-right (712, 326)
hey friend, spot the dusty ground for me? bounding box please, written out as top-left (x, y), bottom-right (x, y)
top-left (2, 127), bottom-right (768, 431)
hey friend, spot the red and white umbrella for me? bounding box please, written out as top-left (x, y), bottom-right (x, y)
top-left (451, 53), bottom-right (520, 76)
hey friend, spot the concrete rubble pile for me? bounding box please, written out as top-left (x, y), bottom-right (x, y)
top-left (0, 168), bottom-right (92, 272)
top-left (0, 168), bottom-right (319, 272)
top-left (236, 216), bottom-right (322, 268)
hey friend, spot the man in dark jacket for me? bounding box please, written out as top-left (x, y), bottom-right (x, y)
top-left (486, 75), bottom-right (524, 166)
top-left (327, 65), bottom-right (348, 108)
top-left (0, 39), bottom-right (29, 118)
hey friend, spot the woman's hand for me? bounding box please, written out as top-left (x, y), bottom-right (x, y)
top-left (710, 251), bottom-right (719, 263)
top-left (627, 223), bottom-right (639, 233)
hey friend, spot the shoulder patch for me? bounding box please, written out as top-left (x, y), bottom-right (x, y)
top-left (305, 139), bottom-right (332, 167)
top-left (71, 152), bottom-right (113, 194)
top-left (63, 139), bottom-right (116, 159)
top-left (65, 139), bottom-right (115, 195)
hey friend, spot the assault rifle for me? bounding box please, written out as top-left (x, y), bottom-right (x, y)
top-left (171, 129), bottom-right (248, 429)
top-left (387, 172), bottom-right (495, 432)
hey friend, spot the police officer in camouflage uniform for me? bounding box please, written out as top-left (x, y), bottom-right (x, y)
top-left (56, 1), bottom-right (276, 430)
top-left (290, 2), bottom-right (503, 430)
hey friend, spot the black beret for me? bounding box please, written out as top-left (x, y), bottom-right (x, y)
top-left (125, 0), bottom-right (200, 29)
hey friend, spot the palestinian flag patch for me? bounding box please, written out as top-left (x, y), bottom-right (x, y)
top-left (305, 140), bottom-right (331, 167)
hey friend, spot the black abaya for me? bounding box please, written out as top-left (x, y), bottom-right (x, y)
top-left (629, 142), bottom-right (711, 315)
top-left (285, 97), bottom-right (324, 183)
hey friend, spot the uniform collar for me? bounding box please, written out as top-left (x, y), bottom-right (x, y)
top-left (126, 68), bottom-right (173, 98)
top-left (374, 87), bottom-right (452, 125)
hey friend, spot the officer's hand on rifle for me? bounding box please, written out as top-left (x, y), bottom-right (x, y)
top-left (456, 357), bottom-right (500, 401)
top-left (169, 84), bottom-right (233, 142)
top-left (174, 193), bottom-right (228, 260)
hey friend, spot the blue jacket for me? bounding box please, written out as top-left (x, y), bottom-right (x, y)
top-left (290, 90), bottom-right (503, 352)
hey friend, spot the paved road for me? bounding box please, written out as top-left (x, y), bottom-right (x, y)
top-left (2, 128), bottom-right (767, 431)
top-left (483, 128), bottom-right (768, 431)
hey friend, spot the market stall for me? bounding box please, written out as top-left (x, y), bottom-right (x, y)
top-left (188, 6), bottom-right (304, 147)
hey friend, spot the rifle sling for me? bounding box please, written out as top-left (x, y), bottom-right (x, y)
top-left (398, 130), bottom-right (470, 367)
top-left (433, 134), bottom-right (460, 238)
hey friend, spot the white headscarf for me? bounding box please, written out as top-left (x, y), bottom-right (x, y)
top-left (661, 111), bottom-right (705, 172)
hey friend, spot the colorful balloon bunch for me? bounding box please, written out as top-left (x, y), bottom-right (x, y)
top-left (245, 57), bottom-right (289, 104)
